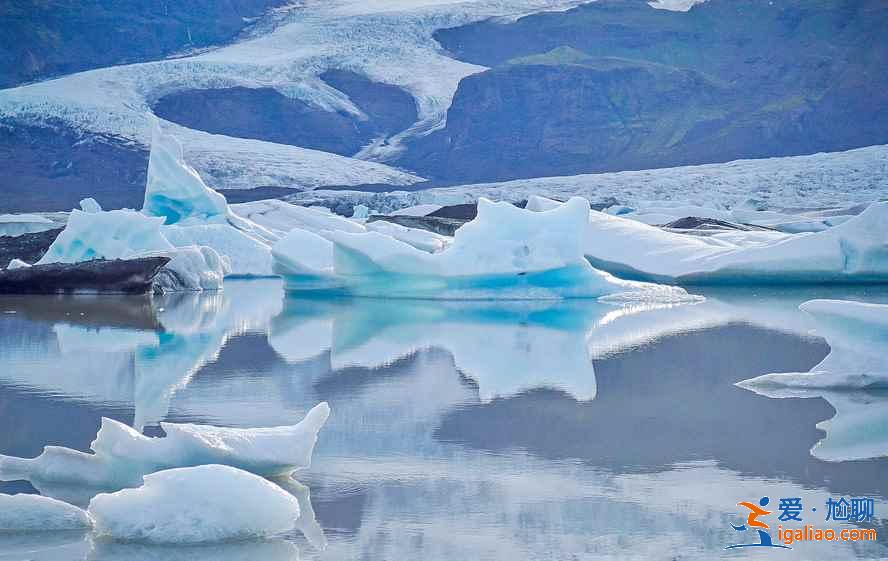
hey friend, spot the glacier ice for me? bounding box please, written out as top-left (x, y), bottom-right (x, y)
top-left (231, 199), bottom-right (365, 237)
top-left (88, 465), bottom-right (300, 544)
top-left (737, 299), bottom-right (888, 461)
top-left (274, 197), bottom-right (700, 301)
top-left (35, 208), bottom-right (226, 291)
top-left (364, 219), bottom-right (449, 253)
top-left (0, 402), bottom-right (330, 489)
top-left (79, 197), bottom-right (102, 213)
top-left (143, 122), bottom-right (229, 225)
top-left (290, 143), bottom-right (888, 216)
top-left (738, 299), bottom-right (888, 390)
top-left (351, 204), bottom-right (370, 219)
top-left (522, 198), bottom-right (888, 284)
top-left (0, 1), bottom-right (586, 189)
top-left (37, 209), bottom-right (174, 265)
top-left (0, 493), bottom-right (92, 531)
top-left (0, 213), bottom-right (58, 237)
top-left (6, 258), bottom-right (30, 270)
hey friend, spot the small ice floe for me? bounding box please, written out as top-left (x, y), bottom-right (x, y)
top-left (737, 299), bottom-right (888, 462)
top-left (88, 465), bottom-right (301, 544)
top-left (0, 213), bottom-right (58, 237)
top-left (0, 493), bottom-right (91, 531)
top-left (6, 258), bottom-right (30, 270)
top-left (272, 196), bottom-right (701, 302)
top-left (0, 402), bottom-right (330, 488)
top-left (738, 299), bottom-right (888, 391)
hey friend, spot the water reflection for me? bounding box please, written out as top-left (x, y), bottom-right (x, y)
top-left (2, 281), bottom-right (888, 559)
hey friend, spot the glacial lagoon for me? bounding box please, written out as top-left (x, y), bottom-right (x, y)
top-left (1, 279), bottom-right (887, 560)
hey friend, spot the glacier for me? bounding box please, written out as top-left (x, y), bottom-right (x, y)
top-left (0, 402), bottom-right (330, 489)
top-left (290, 143), bottom-right (888, 216)
top-left (0, 0), bottom-right (594, 190)
top-left (88, 465), bottom-right (301, 544)
top-left (272, 197), bottom-right (701, 301)
top-left (0, 493), bottom-right (92, 531)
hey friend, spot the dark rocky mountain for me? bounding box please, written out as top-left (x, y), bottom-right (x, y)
top-left (401, 0), bottom-right (888, 182)
top-left (0, 119), bottom-right (147, 213)
top-left (0, 0), bottom-right (289, 89)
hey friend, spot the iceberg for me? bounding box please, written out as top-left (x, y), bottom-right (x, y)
top-left (274, 197), bottom-right (700, 301)
top-left (35, 208), bottom-right (225, 291)
top-left (6, 258), bottom-right (30, 270)
top-left (231, 199), bottom-right (365, 237)
top-left (738, 299), bottom-right (888, 390)
top-left (88, 465), bottom-right (300, 544)
top-left (140, 124), bottom-right (278, 277)
top-left (0, 402), bottom-right (330, 488)
top-left (143, 122), bottom-right (229, 225)
top-left (0, 493), bottom-right (92, 531)
top-left (737, 299), bottom-right (888, 461)
top-left (0, 213), bottom-right (58, 237)
top-left (528, 197), bottom-right (888, 284)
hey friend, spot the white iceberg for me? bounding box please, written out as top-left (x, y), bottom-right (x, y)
top-left (737, 299), bottom-right (888, 462)
top-left (364, 219), bottom-right (449, 253)
top-left (274, 197), bottom-right (699, 301)
top-left (6, 258), bottom-right (30, 270)
top-left (231, 199), bottom-right (365, 237)
top-left (35, 208), bottom-right (225, 291)
top-left (560, 199), bottom-right (888, 284)
top-left (0, 213), bottom-right (58, 237)
top-left (143, 121), bottom-right (229, 225)
top-left (0, 493), bottom-right (92, 531)
top-left (88, 465), bottom-right (300, 544)
top-left (141, 124), bottom-right (278, 277)
top-left (738, 299), bottom-right (888, 390)
top-left (0, 402), bottom-right (330, 488)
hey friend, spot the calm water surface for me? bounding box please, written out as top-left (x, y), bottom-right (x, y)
top-left (1, 280), bottom-right (887, 560)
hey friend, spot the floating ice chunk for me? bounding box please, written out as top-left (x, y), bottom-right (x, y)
top-left (37, 209), bottom-right (174, 265)
top-left (351, 204), bottom-right (370, 220)
top-left (154, 245), bottom-right (227, 291)
top-left (0, 493), bottom-right (92, 531)
top-left (738, 299), bottom-right (888, 390)
top-left (736, 299), bottom-right (888, 461)
top-left (319, 197), bottom-right (699, 300)
top-left (365, 220), bottom-right (449, 253)
top-left (582, 201), bottom-right (888, 284)
top-left (271, 229), bottom-right (336, 279)
top-left (161, 224), bottom-right (271, 277)
top-left (524, 195), bottom-right (563, 212)
top-left (88, 465), bottom-right (300, 544)
top-left (34, 208), bottom-right (226, 290)
top-left (0, 403), bottom-right (330, 488)
top-left (6, 258), bottom-right (30, 270)
top-left (0, 213), bottom-right (57, 236)
top-left (231, 200), bottom-right (365, 237)
top-left (80, 197), bottom-right (102, 213)
top-left (143, 122), bottom-right (229, 225)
